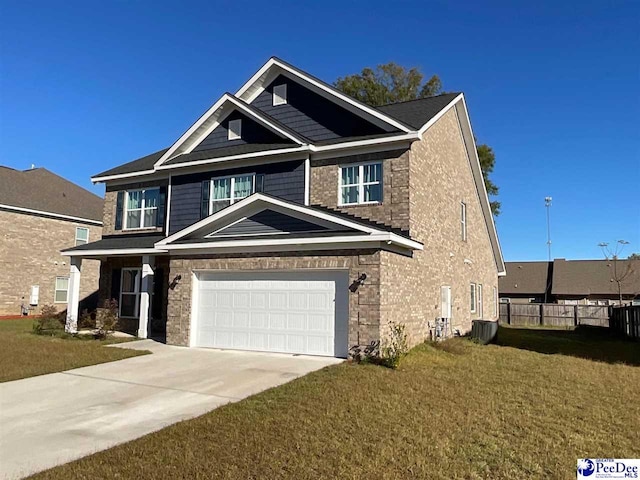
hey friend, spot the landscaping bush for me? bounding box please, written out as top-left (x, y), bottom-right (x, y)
top-left (380, 321), bottom-right (409, 369)
top-left (32, 305), bottom-right (65, 336)
top-left (94, 299), bottom-right (120, 339)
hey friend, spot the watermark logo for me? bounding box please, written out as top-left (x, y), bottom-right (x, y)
top-left (577, 459), bottom-right (595, 477)
top-left (577, 459), bottom-right (640, 479)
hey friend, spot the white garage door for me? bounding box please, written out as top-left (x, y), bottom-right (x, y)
top-left (193, 271), bottom-right (349, 357)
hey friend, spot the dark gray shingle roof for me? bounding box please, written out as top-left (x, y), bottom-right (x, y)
top-left (63, 234), bottom-right (164, 252)
top-left (93, 148), bottom-right (169, 178)
top-left (375, 93), bottom-right (461, 130)
top-left (0, 166), bottom-right (103, 222)
top-left (499, 261), bottom-right (551, 295)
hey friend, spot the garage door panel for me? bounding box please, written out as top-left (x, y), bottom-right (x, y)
top-left (194, 271), bottom-right (348, 357)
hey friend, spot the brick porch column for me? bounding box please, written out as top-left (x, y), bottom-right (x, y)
top-left (138, 255), bottom-right (155, 338)
top-left (65, 256), bottom-right (82, 333)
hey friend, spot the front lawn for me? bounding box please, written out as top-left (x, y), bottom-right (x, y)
top-left (33, 326), bottom-right (640, 479)
top-left (0, 318), bottom-right (147, 383)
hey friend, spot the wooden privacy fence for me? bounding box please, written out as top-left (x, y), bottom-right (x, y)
top-left (499, 303), bottom-right (610, 328)
top-left (609, 305), bottom-right (640, 340)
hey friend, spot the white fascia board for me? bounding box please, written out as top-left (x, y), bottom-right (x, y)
top-left (454, 96), bottom-right (506, 275)
top-left (154, 94), bottom-right (231, 168)
top-left (236, 58), bottom-right (412, 133)
top-left (155, 146), bottom-right (310, 171)
top-left (61, 248), bottom-right (165, 257)
top-left (161, 232), bottom-right (420, 252)
top-left (417, 94), bottom-right (464, 135)
top-left (1, 204), bottom-right (103, 226)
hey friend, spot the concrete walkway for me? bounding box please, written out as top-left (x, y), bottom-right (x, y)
top-left (0, 340), bottom-right (341, 479)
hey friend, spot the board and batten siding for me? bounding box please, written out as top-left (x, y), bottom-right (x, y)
top-left (193, 110), bottom-right (293, 152)
top-left (250, 75), bottom-right (395, 142)
top-left (168, 160), bottom-right (305, 234)
top-left (209, 210), bottom-right (330, 238)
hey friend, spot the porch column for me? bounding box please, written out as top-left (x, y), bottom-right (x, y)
top-left (65, 256), bottom-right (82, 333)
top-left (138, 255), bottom-right (155, 338)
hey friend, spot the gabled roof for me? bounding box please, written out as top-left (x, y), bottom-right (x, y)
top-left (157, 193), bottom-right (423, 252)
top-left (0, 166), bottom-right (103, 224)
top-left (552, 259), bottom-right (640, 296)
top-left (499, 261), bottom-right (551, 295)
top-left (153, 93), bottom-right (307, 169)
top-left (236, 57), bottom-right (413, 133)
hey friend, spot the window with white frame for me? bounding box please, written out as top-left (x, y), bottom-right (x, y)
top-left (125, 188), bottom-right (159, 230)
top-left (75, 227), bottom-right (89, 246)
top-left (54, 277), bottom-right (69, 303)
top-left (339, 162), bottom-right (382, 205)
top-left (120, 268), bottom-right (141, 318)
top-left (470, 283), bottom-right (477, 313)
top-left (210, 174), bottom-right (255, 214)
top-left (478, 284), bottom-right (483, 317)
top-left (273, 84), bottom-right (287, 106)
top-left (228, 119), bottom-right (242, 140)
top-left (461, 201), bottom-right (467, 241)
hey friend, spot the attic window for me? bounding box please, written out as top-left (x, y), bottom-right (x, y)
top-left (228, 119), bottom-right (242, 140)
top-left (273, 84), bottom-right (287, 106)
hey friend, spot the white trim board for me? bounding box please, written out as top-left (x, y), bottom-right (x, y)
top-left (0, 204), bottom-right (103, 226)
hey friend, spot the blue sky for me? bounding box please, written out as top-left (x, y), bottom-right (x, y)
top-left (1, 0), bottom-right (638, 261)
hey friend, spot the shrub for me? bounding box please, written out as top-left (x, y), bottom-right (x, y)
top-left (380, 321), bottom-right (409, 369)
top-left (32, 305), bottom-right (65, 336)
top-left (95, 299), bottom-right (119, 339)
top-left (78, 309), bottom-right (96, 330)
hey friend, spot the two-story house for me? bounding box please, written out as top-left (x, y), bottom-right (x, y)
top-left (0, 166), bottom-right (102, 315)
top-left (62, 57), bottom-right (505, 358)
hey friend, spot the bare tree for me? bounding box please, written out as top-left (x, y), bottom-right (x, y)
top-left (598, 240), bottom-right (636, 304)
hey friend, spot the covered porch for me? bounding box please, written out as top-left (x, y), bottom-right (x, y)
top-left (61, 235), bottom-right (169, 339)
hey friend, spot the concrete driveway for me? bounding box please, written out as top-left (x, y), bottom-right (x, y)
top-left (0, 340), bottom-right (341, 479)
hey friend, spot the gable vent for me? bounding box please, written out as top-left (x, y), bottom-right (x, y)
top-left (228, 118), bottom-right (242, 140)
top-left (273, 84), bottom-right (287, 106)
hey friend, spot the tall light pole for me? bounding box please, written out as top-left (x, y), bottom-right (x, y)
top-left (545, 197), bottom-right (553, 262)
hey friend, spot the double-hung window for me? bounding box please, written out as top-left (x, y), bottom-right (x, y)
top-left (54, 277), bottom-right (69, 303)
top-left (210, 174), bottom-right (255, 214)
top-left (125, 188), bottom-right (159, 229)
top-left (120, 268), bottom-right (141, 318)
top-left (75, 227), bottom-right (89, 246)
top-left (339, 162), bottom-right (382, 206)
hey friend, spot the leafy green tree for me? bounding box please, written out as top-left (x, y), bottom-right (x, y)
top-left (629, 253), bottom-right (640, 260)
top-left (335, 63), bottom-right (500, 215)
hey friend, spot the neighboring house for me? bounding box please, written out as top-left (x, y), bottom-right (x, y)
top-left (499, 259), bottom-right (640, 305)
top-left (0, 166), bottom-right (103, 316)
top-left (61, 57), bottom-right (505, 358)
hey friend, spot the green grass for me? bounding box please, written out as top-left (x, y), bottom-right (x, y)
top-left (0, 319), bottom-right (148, 383)
top-left (32, 326), bottom-right (640, 480)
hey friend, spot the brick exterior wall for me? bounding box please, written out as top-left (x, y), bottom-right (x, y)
top-left (379, 107), bottom-right (499, 346)
top-left (165, 251), bottom-right (381, 350)
top-left (0, 210), bottom-right (101, 315)
top-left (310, 149), bottom-right (411, 231)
